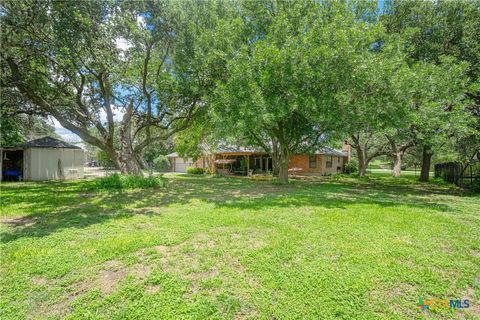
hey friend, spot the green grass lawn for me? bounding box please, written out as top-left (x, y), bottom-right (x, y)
top-left (1, 174), bottom-right (479, 319)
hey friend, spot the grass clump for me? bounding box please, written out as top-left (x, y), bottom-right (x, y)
top-left (186, 167), bottom-right (205, 174)
top-left (95, 173), bottom-right (165, 190)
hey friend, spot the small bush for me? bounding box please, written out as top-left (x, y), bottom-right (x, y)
top-left (95, 173), bottom-right (165, 190)
top-left (186, 167), bottom-right (205, 174)
top-left (469, 179), bottom-right (480, 193)
top-left (153, 155), bottom-right (171, 172)
top-left (343, 160), bottom-right (358, 174)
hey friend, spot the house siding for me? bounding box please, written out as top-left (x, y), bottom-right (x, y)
top-left (289, 155), bottom-right (324, 173)
top-left (289, 154), bottom-right (345, 174)
top-left (322, 155), bottom-right (344, 174)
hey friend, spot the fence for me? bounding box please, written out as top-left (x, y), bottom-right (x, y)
top-left (434, 161), bottom-right (480, 187)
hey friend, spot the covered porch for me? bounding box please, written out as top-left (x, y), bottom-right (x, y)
top-left (214, 151), bottom-right (272, 176)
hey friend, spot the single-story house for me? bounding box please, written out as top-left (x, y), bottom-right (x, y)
top-left (1, 136), bottom-right (85, 181)
top-left (166, 142), bottom-right (350, 175)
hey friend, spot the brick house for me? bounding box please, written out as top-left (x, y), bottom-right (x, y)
top-left (167, 142), bottom-right (350, 175)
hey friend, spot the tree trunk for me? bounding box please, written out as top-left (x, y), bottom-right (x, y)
top-left (356, 145), bottom-right (367, 177)
top-left (419, 145), bottom-right (433, 182)
top-left (277, 155), bottom-right (289, 184)
top-left (271, 143), bottom-right (280, 176)
top-left (385, 135), bottom-right (413, 178)
top-left (276, 144), bottom-right (290, 184)
top-left (116, 152), bottom-right (143, 175)
top-left (392, 152), bottom-right (403, 177)
top-left (115, 102), bottom-right (143, 175)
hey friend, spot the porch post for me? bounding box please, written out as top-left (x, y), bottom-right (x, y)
top-left (247, 155), bottom-right (250, 175)
top-left (260, 155), bottom-right (263, 171)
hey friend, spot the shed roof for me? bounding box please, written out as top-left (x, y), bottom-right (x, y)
top-left (20, 136), bottom-right (82, 149)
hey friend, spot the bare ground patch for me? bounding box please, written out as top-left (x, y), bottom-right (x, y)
top-left (99, 269), bottom-right (127, 295)
top-left (1, 216), bottom-right (37, 228)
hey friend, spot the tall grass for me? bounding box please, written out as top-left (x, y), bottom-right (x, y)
top-left (94, 173), bottom-right (165, 190)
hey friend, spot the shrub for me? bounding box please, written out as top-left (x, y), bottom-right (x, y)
top-left (95, 173), bottom-right (165, 190)
top-left (186, 167), bottom-right (205, 174)
top-left (153, 155), bottom-right (171, 172)
top-left (469, 179), bottom-right (480, 193)
top-left (343, 160), bottom-right (358, 174)
top-left (95, 173), bottom-right (123, 190)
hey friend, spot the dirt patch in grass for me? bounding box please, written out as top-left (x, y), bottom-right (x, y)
top-left (131, 264), bottom-right (152, 280)
top-left (146, 284), bottom-right (162, 294)
top-left (99, 268), bottom-right (126, 295)
top-left (1, 216), bottom-right (36, 228)
top-left (32, 276), bottom-right (49, 286)
top-left (32, 300), bottom-right (70, 320)
top-left (67, 278), bottom-right (93, 301)
top-left (154, 245), bottom-right (169, 253)
top-left (462, 278), bottom-right (480, 317)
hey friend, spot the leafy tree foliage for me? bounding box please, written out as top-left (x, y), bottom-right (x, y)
top-left (1, 0), bottom-right (213, 174)
top-left (153, 155), bottom-right (171, 172)
top-left (211, 1), bottom-right (382, 183)
top-left (383, 0), bottom-right (480, 179)
top-left (0, 115), bottom-right (57, 147)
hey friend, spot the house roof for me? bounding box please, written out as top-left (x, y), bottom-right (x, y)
top-left (168, 146), bottom-right (347, 158)
top-left (315, 147), bottom-right (347, 157)
top-left (166, 152), bottom-right (179, 157)
top-left (215, 145), bottom-right (265, 154)
top-left (20, 136), bottom-right (82, 149)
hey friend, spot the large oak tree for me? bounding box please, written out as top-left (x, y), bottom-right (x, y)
top-left (1, 0), bottom-right (214, 174)
top-left (211, 1), bottom-right (382, 183)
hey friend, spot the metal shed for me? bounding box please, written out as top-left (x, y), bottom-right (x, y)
top-left (1, 136), bottom-right (85, 181)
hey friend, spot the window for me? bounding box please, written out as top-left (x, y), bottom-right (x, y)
top-left (326, 156), bottom-right (333, 168)
top-left (309, 155), bottom-right (317, 168)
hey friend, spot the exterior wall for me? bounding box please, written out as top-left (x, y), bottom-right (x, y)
top-left (193, 157), bottom-right (207, 168)
top-left (289, 154), bottom-right (324, 174)
top-left (24, 148), bottom-right (84, 181)
top-left (289, 154), bottom-right (346, 174)
top-left (170, 156), bottom-right (208, 172)
top-left (322, 155), bottom-right (344, 174)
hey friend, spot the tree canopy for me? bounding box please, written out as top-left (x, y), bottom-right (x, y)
top-left (2, 0), bottom-right (478, 182)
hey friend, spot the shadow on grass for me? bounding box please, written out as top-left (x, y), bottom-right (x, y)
top-left (0, 175), bottom-right (461, 243)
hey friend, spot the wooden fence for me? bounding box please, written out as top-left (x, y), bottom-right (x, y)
top-left (434, 161), bottom-right (480, 187)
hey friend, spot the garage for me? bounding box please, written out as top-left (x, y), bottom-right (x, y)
top-left (166, 152), bottom-right (195, 173)
top-left (165, 152), bottom-right (208, 173)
